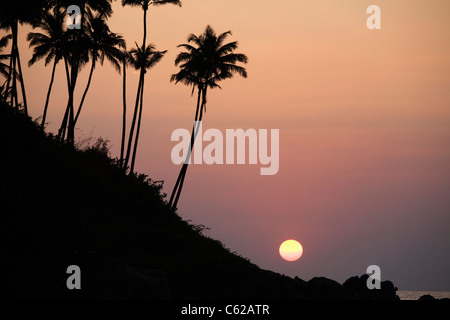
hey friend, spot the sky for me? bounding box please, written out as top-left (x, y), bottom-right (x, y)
top-left (5, 0), bottom-right (450, 291)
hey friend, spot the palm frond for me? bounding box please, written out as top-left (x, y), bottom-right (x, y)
top-left (171, 24), bottom-right (248, 105)
top-left (151, 0), bottom-right (182, 7)
top-left (0, 34), bottom-right (11, 48)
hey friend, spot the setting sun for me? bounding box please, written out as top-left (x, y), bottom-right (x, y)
top-left (279, 240), bottom-right (303, 262)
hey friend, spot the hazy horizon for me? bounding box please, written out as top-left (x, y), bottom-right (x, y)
top-left (3, 0), bottom-right (449, 291)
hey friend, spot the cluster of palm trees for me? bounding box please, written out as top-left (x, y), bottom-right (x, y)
top-left (0, 0), bottom-right (248, 209)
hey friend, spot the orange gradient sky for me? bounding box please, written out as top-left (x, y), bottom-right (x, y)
top-left (4, 0), bottom-right (450, 290)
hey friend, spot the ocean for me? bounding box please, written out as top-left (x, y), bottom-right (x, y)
top-left (397, 291), bottom-right (450, 300)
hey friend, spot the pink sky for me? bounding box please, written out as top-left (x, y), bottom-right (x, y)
top-left (5, 0), bottom-right (450, 290)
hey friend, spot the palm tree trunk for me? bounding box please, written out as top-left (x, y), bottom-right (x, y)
top-left (4, 40), bottom-right (13, 104)
top-left (142, 7), bottom-right (148, 48)
top-left (63, 55), bottom-right (71, 92)
top-left (59, 58), bottom-right (78, 144)
top-left (198, 87), bottom-right (207, 122)
top-left (67, 52), bottom-right (81, 145)
top-left (169, 87), bottom-right (205, 209)
top-left (124, 69), bottom-right (144, 170)
top-left (14, 26), bottom-right (28, 115)
top-left (74, 60), bottom-right (95, 126)
top-left (172, 163), bottom-right (188, 209)
top-left (67, 67), bottom-right (77, 145)
top-left (169, 164), bottom-right (183, 208)
top-left (129, 73), bottom-right (145, 176)
top-left (65, 1), bottom-right (85, 145)
top-left (120, 59), bottom-right (127, 169)
top-left (10, 31), bottom-right (17, 109)
top-left (57, 56), bottom-right (72, 141)
top-left (41, 58), bottom-right (57, 129)
top-left (58, 105), bottom-right (69, 141)
top-left (169, 87), bottom-right (202, 207)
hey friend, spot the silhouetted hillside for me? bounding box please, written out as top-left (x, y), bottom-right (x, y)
top-left (0, 103), bottom-right (305, 299)
top-left (0, 104), bottom-right (399, 300)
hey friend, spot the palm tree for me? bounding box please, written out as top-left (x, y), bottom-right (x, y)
top-left (27, 8), bottom-right (66, 128)
top-left (56, 24), bottom-right (90, 144)
top-left (121, 0), bottom-right (181, 48)
top-left (119, 49), bottom-right (130, 169)
top-left (73, 10), bottom-right (125, 127)
top-left (49, 0), bottom-right (113, 21)
top-left (55, 0), bottom-right (114, 144)
top-left (124, 43), bottom-right (166, 175)
top-left (169, 25), bottom-right (248, 210)
top-left (120, 0), bottom-right (180, 171)
top-left (0, 0), bottom-right (47, 114)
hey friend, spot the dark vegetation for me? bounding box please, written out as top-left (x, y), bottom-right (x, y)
top-left (1, 0), bottom-right (248, 205)
top-left (1, 104), bottom-right (403, 299)
top-left (0, 103), bottom-right (300, 299)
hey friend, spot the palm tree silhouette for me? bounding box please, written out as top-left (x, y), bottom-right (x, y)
top-left (121, 0), bottom-right (182, 48)
top-left (0, 0), bottom-right (47, 114)
top-left (120, 0), bottom-right (181, 175)
top-left (56, 20), bottom-right (90, 144)
top-left (124, 43), bottom-right (166, 175)
top-left (0, 34), bottom-right (12, 100)
top-left (27, 8), bottom-right (66, 129)
top-left (120, 0), bottom-right (181, 173)
top-left (50, 0), bottom-right (113, 20)
top-left (54, 0), bottom-right (114, 144)
top-left (169, 25), bottom-right (248, 210)
top-left (73, 10), bottom-right (125, 127)
top-left (119, 49), bottom-right (130, 170)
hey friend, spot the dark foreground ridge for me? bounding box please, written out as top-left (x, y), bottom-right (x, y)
top-left (1, 104), bottom-right (400, 300)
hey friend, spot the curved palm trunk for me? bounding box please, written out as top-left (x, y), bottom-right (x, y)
top-left (171, 163), bottom-right (188, 209)
top-left (67, 64), bottom-right (79, 145)
top-left (41, 59), bottom-right (57, 129)
top-left (74, 60), bottom-right (95, 126)
top-left (169, 87), bottom-right (202, 207)
top-left (59, 57), bottom-right (78, 144)
top-left (126, 4), bottom-right (148, 174)
top-left (169, 87), bottom-right (206, 209)
top-left (120, 59), bottom-right (127, 169)
top-left (57, 56), bottom-right (72, 141)
top-left (14, 27), bottom-right (28, 115)
top-left (124, 69), bottom-right (144, 171)
top-left (199, 87), bottom-right (207, 122)
top-left (129, 72), bottom-right (145, 176)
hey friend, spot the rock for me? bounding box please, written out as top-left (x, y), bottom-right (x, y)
top-left (305, 277), bottom-right (351, 300)
top-left (418, 294), bottom-right (436, 300)
top-left (378, 280), bottom-right (399, 300)
top-left (343, 274), bottom-right (399, 300)
top-left (343, 275), bottom-right (372, 299)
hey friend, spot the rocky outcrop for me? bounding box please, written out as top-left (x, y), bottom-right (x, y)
top-left (343, 274), bottom-right (399, 300)
top-left (304, 277), bottom-right (351, 300)
top-left (418, 294), bottom-right (450, 301)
